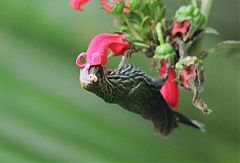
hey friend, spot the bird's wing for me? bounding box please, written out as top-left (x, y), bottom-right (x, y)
top-left (126, 81), bottom-right (177, 136)
top-left (109, 63), bottom-right (177, 136)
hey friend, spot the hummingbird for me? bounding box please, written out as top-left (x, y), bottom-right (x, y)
top-left (79, 56), bottom-right (204, 136)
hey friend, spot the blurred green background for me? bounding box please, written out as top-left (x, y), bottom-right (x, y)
top-left (0, 0), bottom-right (239, 162)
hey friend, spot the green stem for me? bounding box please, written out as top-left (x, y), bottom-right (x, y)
top-left (156, 22), bottom-right (165, 45)
top-left (108, 52), bottom-right (114, 58)
top-left (133, 42), bottom-right (150, 49)
top-left (191, 0), bottom-right (198, 7)
top-left (124, 17), bottom-right (143, 41)
top-left (201, 0), bottom-right (214, 24)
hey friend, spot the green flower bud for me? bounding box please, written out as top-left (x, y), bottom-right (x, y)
top-left (177, 6), bottom-right (186, 15)
top-left (193, 8), bottom-right (199, 16)
top-left (175, 5), bottom-right (205, 27)
top-left (186, 5), bottom-right (195, 16)
top-left (165, 44), bottom-right (174, 53)
top-left (111, 2), bottom-right (125, 14)
top-left (154, 43), bottom-right (175, 60)
top-left (128, 0), bottom-right (141, 10)
top-left (175, 62), bottom-right (184, 71)
top-left (175, 56), bottom-right (204, 72)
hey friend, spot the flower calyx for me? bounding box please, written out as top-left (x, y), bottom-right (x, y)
top-left (172, 4), bottom-right (205, 40)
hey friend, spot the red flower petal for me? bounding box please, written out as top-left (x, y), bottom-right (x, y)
top-left (109, 42), bottom-right (131, 55)
top-left (180, 65), bottom-right (196, 89)
top-left (172, 20), bottom-right (191, 36)
top-left (101, 0), bottom-right (113, 11)
top-left (101, 0), bottom-right (130, 13)
top-left (76, 33), bottom-right (131, 68)
top-left (70, 0), bottom-right (91, 11)
top-left (123, 7), bottom-right (130, 13)
top-left (160, 60), bottom-right (180, 109)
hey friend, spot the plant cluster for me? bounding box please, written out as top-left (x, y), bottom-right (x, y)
top-left (71, 0), bottom-right (215, 114)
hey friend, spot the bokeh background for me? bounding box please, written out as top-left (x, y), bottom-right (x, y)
top-left (0, 0), bottom-right (239, 162)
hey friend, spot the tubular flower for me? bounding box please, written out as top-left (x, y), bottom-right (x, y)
top-left (101, 0), bottom-right (114, 11)
top-left (123, 7), bottom-right (130, 13)
top-left (101, 0), bottom-right (130, 13)
top-left (180, 65), bottom-right (197, 89)
top-left (76, 33), bottom-right (131, 83)
top-left (175, 56), bottom-right (204, 89)
top-left (174, 5), bottom-right (205, 28)
top-left (172, 20), bottom-right (190, 36)
top-left (70, 0), bottom-right (91, 11)
top-left (160, 60), bottom-right (179, 109)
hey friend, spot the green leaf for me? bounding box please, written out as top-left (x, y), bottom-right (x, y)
top-left (203, 27), bottom-right (219, 35)
top-left (208, 40), bottom-right (240, 59)
top-left (188, 28), bottom-right (219, 59)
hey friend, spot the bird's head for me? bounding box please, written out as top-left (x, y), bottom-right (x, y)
top-left (79, 65), bottom-right (105, 90)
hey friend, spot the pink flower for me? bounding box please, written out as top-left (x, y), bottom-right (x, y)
top-left (180, 65), bottom-right (196, 89)
top-left (70, 0), bottom-right (91, 11)
top-left (159, 60), bottom-right (179, 109)
top-left (101, 0), bottom-right (130, 13)
top-left (76, 33), bottom-right (130, 84)
top-left (101, 0), bottom-right (113, 11)
top-left (70, 0), bottom-right (130, 13)
top-left (76, 33), bottom-right (130, 67)
top-left (123, 7), bottom-right (130, 13)
top-left (172, 20), bottom-right (190, 36)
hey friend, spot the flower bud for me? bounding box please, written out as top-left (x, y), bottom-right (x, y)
top-left (127, 0), bottom-right (141, 10)
top-left (175, 5), bottom-right (205, 27)
top-left (175, 56), bottom-right (204, 89)
top-left (154, 43), bottom-right (175, 60)
top-left (111, 1), bottom-right (125, 14)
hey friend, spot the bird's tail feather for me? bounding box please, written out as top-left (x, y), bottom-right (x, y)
top-left (173, 111), bottom-right (205, 132)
